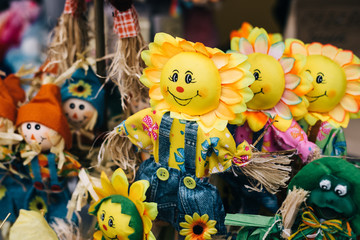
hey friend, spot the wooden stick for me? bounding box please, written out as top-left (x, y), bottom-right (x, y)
top-left (94, 0), bottom-right (106, 81)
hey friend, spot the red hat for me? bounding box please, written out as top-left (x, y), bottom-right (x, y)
top-left (0, 74), bottom-right (25, 123)
top-left (16, 84), bottom-right (72, 149)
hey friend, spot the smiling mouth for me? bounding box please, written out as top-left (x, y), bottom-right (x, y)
top-left (167, 87), bottom-right (200, 106)
top-left (253, 88), bottom-right (264, 96)
top-left (102, 232), bottom-right (117, 240)
top-left (306, 91), bottom-right (327, 103)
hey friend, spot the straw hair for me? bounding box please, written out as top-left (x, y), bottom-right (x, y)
top-left (107, 35), bottom-right (149, 108)
top-left (279, 187), bottom-right (309, 238)
top-left (235, 150), bottom-right (293, 194)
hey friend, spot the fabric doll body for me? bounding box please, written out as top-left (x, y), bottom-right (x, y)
top-left (118, 108), bottom-right (251, 234)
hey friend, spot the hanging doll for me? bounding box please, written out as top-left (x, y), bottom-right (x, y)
top-left (16, 77), bottom-right (81, 223)
top-left (87, 168), bottom-right (157, 240)
top-left (0, 74), bottom-right (30, 223)
top-left (229, 27), bottom-right (319, 162)
top-left (284, 40), bottom-right (360, 156)
top-left (101, 32), bottom-right (292, 235)
top-left (61, 65), bottom-right (105, 152)
top-left (226, 156), bottom-right (360, 239)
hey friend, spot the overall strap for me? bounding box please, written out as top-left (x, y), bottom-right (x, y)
top-left (158, 112), bottom-right (173, 166)
top-left (47, 153), bottom-right (60, 187)
top-left (30, 155), bottom-right (42, 184)
top-left (184, 120), bottom-right (198, 174)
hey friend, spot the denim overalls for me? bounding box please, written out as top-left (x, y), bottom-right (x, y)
top-left (136, 113), bottom-right (226, 234)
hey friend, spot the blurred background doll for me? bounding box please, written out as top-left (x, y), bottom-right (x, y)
top-left (16, 76), bottom-right (81, 223)
top-left (284, 40), bottom-right (360, 157)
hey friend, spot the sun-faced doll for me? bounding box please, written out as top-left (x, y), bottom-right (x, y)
top-left (101, 32), bottom-right (292, 236)
top-left (0, 74), bottom-right (31, 223)
top-left (16, 78), bottom-right (81, 223)
top-left (284, 39), bottom-right (360, 156)
top-left (61, 65), bottom-right (105, 152)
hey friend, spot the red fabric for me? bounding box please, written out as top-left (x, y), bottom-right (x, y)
top-left (63, 0), bottom-right (86, 16)
top-left (113, 5), bottom-right (140, 38)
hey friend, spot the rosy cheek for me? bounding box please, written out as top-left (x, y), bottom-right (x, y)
top-left (262, 84), bottom-right (271, 94)
top-left (328, 89), bottom-right (337, 98)
top-left (84, 111), bottom-right (94, 118)
top-left (198, 88), bottom-right (208, 98)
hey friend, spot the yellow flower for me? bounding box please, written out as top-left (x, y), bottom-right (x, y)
top-left (68, 80), bottom-right (92, 98)
top-left (140, 32), bottom-right (254, 133)
top-left (89, 168), bottom-right (158, 240)
top-left (179, 213), bottom-right (218, 240)
top-left (285, 40), bottom-right (360, 128)
top-left (28, 196), bottom-right (47, 215)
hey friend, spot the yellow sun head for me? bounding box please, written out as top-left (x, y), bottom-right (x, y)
top-left (305, 55), bottom-right (347, 112)
top-left (160, 52), bottom-right (221, 116)
top-left (140, 32), bottom-right (254, 132)
top-left (285, 40), bottom-right (360, 127)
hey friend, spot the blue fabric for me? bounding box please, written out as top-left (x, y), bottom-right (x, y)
top-left (136, 112), bottom-right (226, 234)
top-left (61, 66), bottom-right (105, 127)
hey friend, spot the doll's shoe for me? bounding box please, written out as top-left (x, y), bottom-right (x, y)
top-left (50, 185), bottom-right (62, 192)
top-left (34, 181), bottom-right (44, 190)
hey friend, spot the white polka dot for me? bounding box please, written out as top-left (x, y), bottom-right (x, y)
top-left (134, 134), bottom-right (139, 139)
top-left (226, 133), bottom-right (230, 138)
top-left (225, 144), bottom-right (229, 148)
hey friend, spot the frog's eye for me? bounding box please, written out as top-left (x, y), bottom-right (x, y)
top-left (334, 184), bottom-right (347, 196)
top-left (319, 179), bottom-right (331, 191)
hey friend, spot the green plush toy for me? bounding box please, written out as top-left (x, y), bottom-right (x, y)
top-left (226, 157), bottom-right (360, 239)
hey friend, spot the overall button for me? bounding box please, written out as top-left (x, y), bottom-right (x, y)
top-left (156, 168), bottom-right (169, 181)
top-left (183, 176), bottom-right (196, 189)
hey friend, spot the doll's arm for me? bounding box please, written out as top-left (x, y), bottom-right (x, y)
top-left (271, 119), bottom-right (320, 162)
top-left (115, 108), bottom-right (157, 151)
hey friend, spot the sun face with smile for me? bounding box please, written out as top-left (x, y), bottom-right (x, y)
top-left (285, 40), bottom-right (360, 127)
top-left (141, 32), bottom-right (254, 132)
top-left (230, 27), bottom-right (313, 132)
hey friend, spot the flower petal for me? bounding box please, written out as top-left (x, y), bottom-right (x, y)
top-left (162, 42), bottom-right (183, 57)
top-left (246, 112), bottom-right (269, 132)
top-left (254, 33), bottom-right (269, 54)
top-left (185, 214), bottom-right (193, 223)
top-left (268, 41), bottom-right (285, 60)
top-left (151, 53), bottom-right (169, 69)
top-left (179, 40), bottom-right (196, 52)
top-left (279, 57), bottom-right (295, 74)
top-left (144, 68), bottom-right (161, 84)
top-left (100, 171), bottom-right (117, 195)
top-left (289, 40), bottom-right (307, 55)
top-left (334, 50), bottom-right (353, 67)
top-left (149, 85), bottom-right (163, 101)
top-left (220, 87), bottom-right (242, 105)
top-left (340, 94), bottom-right (359, 113)
top-left (281, 90), bottom-right (302, 105)
top-left (238, 38), bottom-right (254, 55)
top-left (344, 64), bottom-right (360, 80)
top-left (346, 82), bottom-right (360, 95)
top-left (274, 101), bottom-right (292, 120)
top-left (201, 214), bottom-right (209, 222)
top-left (154, 32), bottom-right (177, 46)
top-left (227, 52), bottom-right (249, 69)
top-left (129, 180), bottom-right (149, 201)
top-left (211, 53), bottom-right (230, 69)
top-left (111, 169), bottom-right (129, 196)
top-left (230, 37), bottom-right (240, 51)
top-left (215, 102), bottom-right (236, 119)
top-left (328, 104), bottom-right (346, 122)
top-left (194, 42), bottom-right (209, 57)
top-left (285, 74), bottom-right (301, 90)
top-left (322, 44), bottom-right (338, 60)
top-left (193, 212), bottom-right (200, 221)
top-left (307, 42), bottom-right (322, 55)
top-left (219, 68), bottom-right (244, 84)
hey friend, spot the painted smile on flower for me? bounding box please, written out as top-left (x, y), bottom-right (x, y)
top-left (253, 88), bottom-right (264, 96)
top-left (167, 87), bottom-right (200, 106)
top-left (306, 91), bottom-right (327, 103)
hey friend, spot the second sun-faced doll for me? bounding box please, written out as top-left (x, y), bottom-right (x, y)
top-left (284, 39), bottom-right (360, 156)
top-left (101, 32), bottom-right (293, 237)
top-left (16, 78), bottom-right (81, 223)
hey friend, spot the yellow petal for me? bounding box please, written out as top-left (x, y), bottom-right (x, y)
top-left (185, 214), bottom-right (194, 223)
top-left (194, 42), bottom-right (209, 57)
top-left (162, 42), bottom-right (183, 58)
top-left (149, 85), bottom-right (163, 101)
top-left (230, 37), bottom-right (240, 51)
top-left (111, 168), bottom-right (129, 196)
top-left (279, 57), bottom-right (295, 74)
top-left (144, 202), bottom-right (158, 220)
top-left (179, 40), bottom-right (196, 52)
top-left (211, 53), bottom-right (230, 69)
top-left (215, 102), bottom-right (236, 119)
top-left (307, 42), bottom-right (322, 55)
top-left (154, 32), bottom-right (177, 46)
top-left (220, 87), bottom-right (242, 105)
top-left (219, 68), bottom-right (244, 84)
top-left (322, 44), bottom-right (338, 59)
top-left (346, 82), bottom-right (360, 95)
top-left (100, 171), bottom-right (116, 196)
top-left (288, 39), bottom-right (306, 55)
top-left (334, 50), bottom-right (353, 67)
top-left (328, 104), bottom-right (346, 122)
top-left (180, 222), bottom-right (191, 229)
top-left (340, 94), bottom-right (359, 113)
top-left (129, 180), bottom-right (149, 201)
top-left (93, 230), bottom-right (103, 240)
top-left (344, 64), bottom-right (360, 80)
top-left (141, 50), bottom-right (151, 67)
top-left (246, 112), bottom-right (269, 132)
top-left (151, 54), bottom-right (169, 69)
top-left (227, 52), bottom-right (249, 69)
top-left (144, 68), bottom-right (162, 84)
top-left (204, 232), bottom-right (212, 239)
top-left (207, 227), bottom-right (218, 234)
top-left (200, 214), bottom-right (209, 222)
top-left (207, 220), bottom-right (217, 228)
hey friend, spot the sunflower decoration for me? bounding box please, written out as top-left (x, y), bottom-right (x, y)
top-left (230, 22), bottom-right (283, 45)
top-left (67, 80), bottom-right (92, 98)
top-left (89, 168), bottom-right (158, 240)
top-left (229, 27), bottom-right (313, 132)
top-left (28, 196), bottom-right (48, 215)
top-left (284, 39), bottom-right (360, 128)
top-left (140, 32), bottom-right (254, 132)
top-left (180, 213), bottom-right (218, 240)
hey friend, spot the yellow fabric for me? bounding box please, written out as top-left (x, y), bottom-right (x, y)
top-left (118, 108), bottom-right (252, 178)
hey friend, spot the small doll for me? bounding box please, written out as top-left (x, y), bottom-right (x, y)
top-left (226, 157), bottom-right (360, 239)
top-left (61, 65), bottom-right (105, 151)
top-left (16, 78), bottom-right (81, 223)
top-left (89, 168), bottom-right (157, 240)
top-left (284, 40), bottom-right (360, 156)
top-left (229, 27), bottom-right (319, 162)
top-left (0, 74), bottom-right (30, 223)
top-left (101, 32), bottom-right (292, 235)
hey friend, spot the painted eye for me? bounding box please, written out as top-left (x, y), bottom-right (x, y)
top-left (171, 72), bottom-right (178, 82)
top-left (253, 72), bottom-right (259, 80)
top-left (79, 104), bottom-right (85, 110)
top-left (26, 123), bottom-right (31, 130)
top-left (35, 124), bottom-right (41, 130)
top-left (185, 74), bottom-right (192, 84)
top-left (319, 179), bottom-right (331, 191)
top-left (334, 184), bottom-right (347, 196)
top-left (316, 75), bottom-right (323, 84)
top-left (101, 213), bottom-right (105, 221)
top-left (70, 103), bottom-right (76, 109)
top-left (108, 218), bottom-right (113, 227)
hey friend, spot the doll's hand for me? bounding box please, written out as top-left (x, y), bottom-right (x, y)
top-left (232, 141), bottom-right (252, 167)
